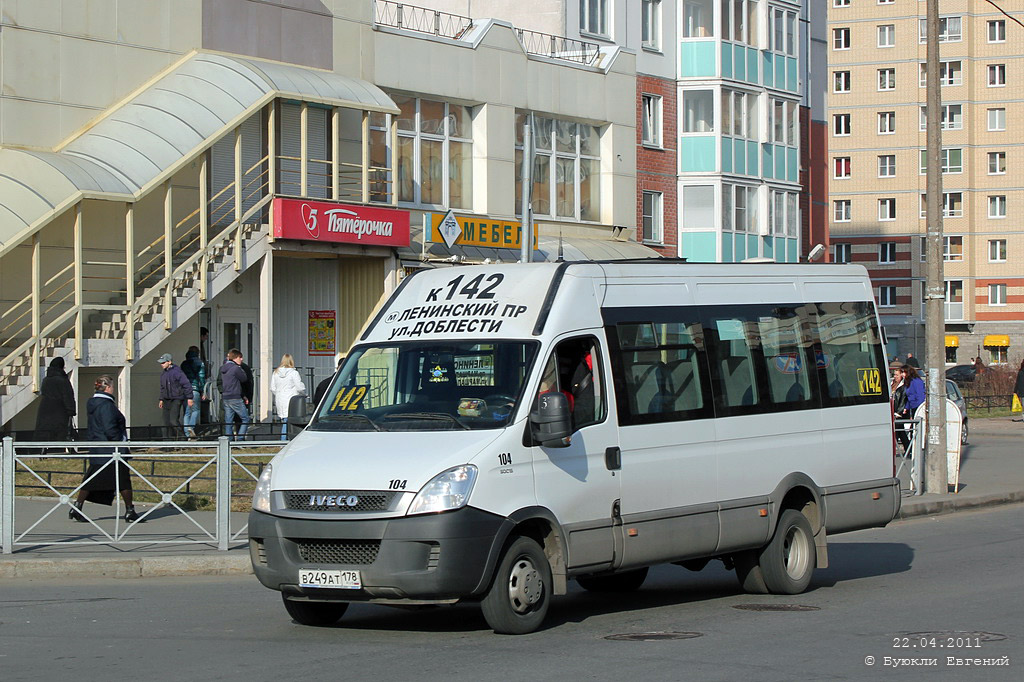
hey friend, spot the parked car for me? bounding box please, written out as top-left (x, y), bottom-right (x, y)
top-left (946, 364), bottom-right (977, 386)
top-left (946, 379), bottom-right (969, 445)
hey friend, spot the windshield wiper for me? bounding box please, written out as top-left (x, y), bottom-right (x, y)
top-left (317, 413), bottom-right (381, 431)
top-left (380, 412), bottom-right (470, 430)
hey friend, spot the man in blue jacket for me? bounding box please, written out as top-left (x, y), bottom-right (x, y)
top-left (158, 353), bottom-right (194, 439)
top-left (220, 348), bottom-right (251, 439)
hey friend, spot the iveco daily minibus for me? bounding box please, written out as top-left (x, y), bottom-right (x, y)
top-left (249, 261), bottom-right (899, 634)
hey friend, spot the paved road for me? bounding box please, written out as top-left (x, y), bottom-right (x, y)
top-left (1, 505), bottom-right (1021, 682)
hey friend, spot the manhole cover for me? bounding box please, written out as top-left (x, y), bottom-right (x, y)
top-left (733, 604), bottom-right (820, 612)
top-left (604, 632), bottom-right (704, 642)
top-left (900, 631), bottom-right (1007, 642)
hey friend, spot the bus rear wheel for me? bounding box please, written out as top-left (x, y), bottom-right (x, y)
top-left (758, 509), bottom-right (816, 594)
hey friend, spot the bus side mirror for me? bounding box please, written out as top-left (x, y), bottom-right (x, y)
top-left (530, 392), bottom-right (572, 448)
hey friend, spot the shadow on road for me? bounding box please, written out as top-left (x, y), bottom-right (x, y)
top-left (814, 542), bottom-right (914, 587)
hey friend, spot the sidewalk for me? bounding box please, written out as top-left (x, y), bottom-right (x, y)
top-left (2, 418), bottom-right (1022, 580)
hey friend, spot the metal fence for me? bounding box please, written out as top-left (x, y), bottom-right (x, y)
top-left (895, 418), bottom-right (923, 496)
top-left (963, 393), bottom-right (1015, 411)
top-left (514, 28), bottom-right (601, 66)
top-left (373, 0), bottom-right (473, 39)
top-left (1, 436), bottom-right (284, 554)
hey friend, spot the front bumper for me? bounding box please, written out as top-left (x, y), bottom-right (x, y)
top-left (248, 506), bottom-right (510, 603)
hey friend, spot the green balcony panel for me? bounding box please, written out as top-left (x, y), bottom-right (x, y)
top-left (747, 48), bottom-right (759, 85)
top-left (721, 137), bottom-right (733, 173)
top-left (775, 237), bottom-right (787, 261)
top-left (733, 45), bottom-right (746, 81)
top-left (747, 141), bottom-right (759, 178)
top-left (681, 136), bottom-right (717, 172)
top-left (683, 232), bottom-right (718, 262)
top-left (775, 145), bottom-right (786, 179)
top-left (721, 43), bottom-right (733, 79)
top-left (720, 233), bottom-right (732, 262)
top-left (787, 147), bottom-right (799, 183)
top-left (774, 54), bottom-right (787, 90)
top-left (787, 57), bottom-right (799, 94)
top-left (787, 238), bottom-right (798, 263)
top-left (733, 141), bottom-right (746, 174)
top-left (748, 235), bottom-right (759, 258)
top-left (682, 41), bottom-right (717, 78)
top-left (762, 144), bottom-right (774, 179)
top-left (763, 52), bottom-right (774, 88)
top-left (733, 234), bottom-right (747, 261)
top-left (763, 236), bottom-right (774, 259)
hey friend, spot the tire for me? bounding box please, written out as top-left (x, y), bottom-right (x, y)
top-left (733, 550), bottom-right (768, 594)
top-left (481, 536), bottom-right (551, 635)
top-left (282, 595), bottom-right (348, 626)
top-left (576, 567), bottom-right (649, 592)
top-left (961, 420), bottom-right (968, 445)
top-left (758, 509), bottom-right (816, 595)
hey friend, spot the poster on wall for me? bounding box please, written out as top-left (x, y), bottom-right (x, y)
top-left (308, 310), bottom-right (337, 357)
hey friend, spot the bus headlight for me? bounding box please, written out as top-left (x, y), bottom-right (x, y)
top-left (252, 464), bottom-right (273, 513)
top-left (407, 465), bottom-right (478, 515)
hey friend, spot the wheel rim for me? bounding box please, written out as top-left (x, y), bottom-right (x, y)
top-left (782, 525), bottom-right (811, 580)
top-left (507, 555), bottom-right (543, 614)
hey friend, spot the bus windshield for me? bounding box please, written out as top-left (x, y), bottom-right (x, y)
top-left (309, 340), bottom-right (540, 432)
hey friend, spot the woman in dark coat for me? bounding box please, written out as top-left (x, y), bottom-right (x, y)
top-left (69, 375), bottom-right (143, 524)
top-left (34, 357), bottom-right (76, 443)
top-left (1014, 359), bottom-right (1024, 408)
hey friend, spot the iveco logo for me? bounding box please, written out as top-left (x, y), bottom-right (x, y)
top-left (310, 494), bottom-right (360, 507)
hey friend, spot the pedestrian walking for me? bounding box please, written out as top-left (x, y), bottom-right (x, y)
top-left (69, 375), bottom-right (142, 523)
top-left (973, 355), bottom-right (986, 376)
top-left (158, 353), bottom-right (194, 439)
top-left (890, 366), bottom-right (910, 453)
top-left (902, 363), bottom-right (925, 448)
top-left (905, 353), bottom-right (921, 369)
top-left (34, 356), bottom-right (76, 446)
top-left (270, 353), bottom-right (306, 440)
top-left (181, 346), bottom-right (205, 439)
top-left (220, 349), bottom-right (251, 439)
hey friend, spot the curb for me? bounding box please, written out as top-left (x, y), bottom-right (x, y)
top-left (0, 553), bottom-right (252, 580)
top-left (897, 491), bottom-right (1024, 520)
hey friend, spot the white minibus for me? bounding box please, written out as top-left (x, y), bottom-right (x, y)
top-left (249, 261), bottom-right (899, 634)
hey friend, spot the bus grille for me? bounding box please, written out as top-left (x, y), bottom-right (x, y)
top-left (284, 490), bottom-right (396, 512)
top-left (295, 540), bottom-right (381, 565)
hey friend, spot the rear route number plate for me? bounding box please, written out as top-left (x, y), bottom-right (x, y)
top-left (299, 569), bottom-right (361, 589)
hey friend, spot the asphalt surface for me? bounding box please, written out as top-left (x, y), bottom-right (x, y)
top-left (0, 504), bottom-right (1020, 682)
top-left (1, 417), bottom-right (1022, 579)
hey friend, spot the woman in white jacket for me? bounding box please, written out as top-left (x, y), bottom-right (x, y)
top-left (270, 354), bottom-right (306, 440)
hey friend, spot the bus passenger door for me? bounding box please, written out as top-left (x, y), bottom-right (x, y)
top-left (531, 335), bottom-right (620, 573)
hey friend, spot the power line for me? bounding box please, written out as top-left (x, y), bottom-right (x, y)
top-left (985, 0), bottom-right (1024, 31)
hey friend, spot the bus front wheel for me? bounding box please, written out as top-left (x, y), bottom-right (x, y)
top-left (481, 536), bottom-right (551, 634)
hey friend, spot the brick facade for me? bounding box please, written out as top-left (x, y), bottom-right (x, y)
top-left (636, 74), bottom-right (677, 257)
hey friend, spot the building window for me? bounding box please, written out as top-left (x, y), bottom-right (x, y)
top-left (394, 96), bottom-right (473, 209)
top-left (878, 155), bottom-right (896, 177)
top-left (943, 236), bottom-right (963, 262)
top-left (920, 61), bottom-right (962, 87)
top-left (878, 68), bottom-right (895, 90)
top-left (723, 89), bottom-right (761, 141)
top-left (877, 24), bottom-right (895, 48)
top-left (642, 190), bottom-right (663, 243)
top-left (988, 108), bottom-right (1006, 131)
top-left (919, 16), bottom-right (962, 43)
top-left (919, 104), bottom-right (963, 131)
top-left (988, 151), bottom-right (1006, 175)
top-left (989, 19), bottom-right (1006, 43)
top-left (989, 195), bottom-right (1007, 219)
top-left (834, 243), bottom-right (852, 263)
top-left (834, 70), bottom-right (851, 93)
top-left (721, 0), bottom-right (759, 47)
top-left (834, 200), bottom-right (852, 222)
top-left (878, 111), bottom-right (896, 134)
top-left (989, 239), bottom-right (1007, 262)
top-left (945, 280), bottom-right (964, 321)
top-left (878, 198), bottom-right (896, 221)
top-left (769, 189), bottom-right (799, 237)
top-left (833, 27), bottom-right (851, 50)
top-left (834, 157), bottom-right (851, 179)
top-left (919, 193), bottom-right (963, 219)
top-left (989, 283), bottom-right (1008, 306)
top-left (642, 93), bottom-right (663, 145)
top-left (771, 7), bottom-right (797, 56)
top-left (515, 113), bottom-right (601, 222)
top-left (643, 0), bottom-right (663, 47)
top-left (989, 64), bottom-right (1006, 87)
top-left (878, 0), bottom-right (894, 4)
top-left (879, 242), bottom-right (897, 263)
top-left (768, 97), bottom-right (797, 145)
top-left (989, 346), bottom-right (1008, 364)
top-left (580, 0), bottom-right (608, 36)
top-left (722, 184), bottom-right (759, 233)
top-left (833, 0), bottom-right (850, 6)
top-left (920, 148), bottom-right (962, 174)
top-left (878, 286), bottom-right (897, 307)
top-left (833, 113), bottom-right (851, 136)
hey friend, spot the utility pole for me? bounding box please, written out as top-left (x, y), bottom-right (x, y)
top-left (520, 115), bottom-right (534, 264)
top-left (924, 0), bottom-right (948, 492)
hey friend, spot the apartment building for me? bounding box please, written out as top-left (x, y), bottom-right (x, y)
top-left (828, 0), bottom-right (1023, 364)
